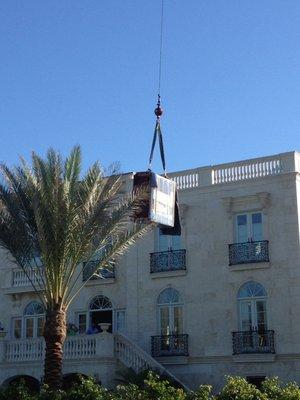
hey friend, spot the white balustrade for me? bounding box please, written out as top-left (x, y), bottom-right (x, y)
top-left (64, 335), bottom-right (96, 359)
top-left (6, 338), bottom-right (44, 362)
top-left (171, 172), bottom-right (199, 190)
top-left (5, 333), bottom-right (113, 363)
top-left (114, 334), bottom-right (190, 391)
top-left (170, 155), bottom-right (288, 189)
top-left (12, 268), bottom-right (45, 288)
top-left (212, 157), bottom-right (282, 184)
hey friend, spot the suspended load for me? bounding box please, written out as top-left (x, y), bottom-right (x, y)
top-left (133, 98), bottom-right (181, 235)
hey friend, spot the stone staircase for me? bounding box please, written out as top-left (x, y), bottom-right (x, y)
top-left (114, 334), bottom-right (190, 391)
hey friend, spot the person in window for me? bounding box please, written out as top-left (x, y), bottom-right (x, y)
top-left (86, 324), bottom-right (99, 334)
top-left (67, 323), bottom-right (78, 336)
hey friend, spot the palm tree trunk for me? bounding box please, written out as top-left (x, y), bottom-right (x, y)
top-left (43, 306), bottom-right (67, 389)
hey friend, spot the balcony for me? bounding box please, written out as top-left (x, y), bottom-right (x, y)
top-left (82, 261), bottom-right (115, 282)
top-left (232, 330), bottom-right (275, 355)
top-left (3, 333), bottom-right (114, 363)
top-left (151, 334), bottom-right (189, 357)
top-left (150, 250), bottom-right (186, 273)
top-left (2, 268), bottom-right (45, 294)
top-left (228, 241), bottom-right (269, 266)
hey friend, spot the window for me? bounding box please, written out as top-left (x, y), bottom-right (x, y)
top-left (77, 313), bottom-right (87, 334)
top-left (88, 295), bottom-right (113, 333)
top-left (157, 288), bottom-right (183, 335)
top-left (24, 301), bottom-right (45, 339)
top-left (89, 296), bottom-right (112, 310)
top-left (157, 229), bottom-right (181, 251)
top-left (115, 309), bottom-right (126, 333)
top-left (12, 301), bottom-right (45, 339)
top-left (237, 281), bottom-right (267, 332)
top-left (12, 318), bottom-right (22, 339)
top-left (236, 212), bottom-right (263, 243)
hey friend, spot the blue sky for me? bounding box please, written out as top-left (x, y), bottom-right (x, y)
top-left (1, 1), bottom-right (300, 174)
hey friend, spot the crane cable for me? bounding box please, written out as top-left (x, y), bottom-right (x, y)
top-left (158, 0), bottom-right (164, 97)
top-left (148, 0), bottom-right (167, 177)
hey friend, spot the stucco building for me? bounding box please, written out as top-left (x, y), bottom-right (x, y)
top-left (0, 150), bottom-right (300, 391)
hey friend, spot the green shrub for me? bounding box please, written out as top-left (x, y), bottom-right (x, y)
top-left (188, 385), bottom-right (214, 400)
top-left (38, 386), bottom-right (66, 400)
top-left (114, 383), bottom-right (148, 400)
top-left (261, 377), bottom-right (300, 400)
top-left (144, 371), bottom-right (186, 400)
top-left (218, 376), bottom-right (267, 400)
top-left (2, 373), bottom-right (300, 400)
top-left (0, 380), bottom-right (35, 400)
top-left (62, 377), bottom-right (110, 400)
top-left (115, 368), bottom-right (151, 389)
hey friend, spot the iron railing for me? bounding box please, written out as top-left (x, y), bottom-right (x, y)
top-left (151, 334), bottom-right (189, 357)
top-left (229, 241), bottom-right (269, 266)
top-left (232, 330), bottom-right (275, 355)
top-left (82, 260), bottom-right (115, 282)
top-left (150, 249), bottom-right (186, 273)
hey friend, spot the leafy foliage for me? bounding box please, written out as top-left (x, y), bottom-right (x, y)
top-left (0, 380), bottom-right (34, 400)
top-left (0, 146), bottom-right (153, 310)
top-left (2, 374), bottom-right (300, 400)
top-left (218, 376), bottom-right (267, 400)
top-left (261, 377), bottom-right (300, 400)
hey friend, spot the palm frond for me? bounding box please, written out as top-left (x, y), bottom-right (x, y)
top-left (0, 146), bottom-right (155, 311)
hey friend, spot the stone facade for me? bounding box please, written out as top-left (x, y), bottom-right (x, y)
top-left (0, 151), bottom-right (300, 391)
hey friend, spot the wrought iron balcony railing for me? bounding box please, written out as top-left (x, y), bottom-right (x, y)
top-left (229, 241), bottom-right (269, 266)
top-left (82, 260), bottom-right (115, 282)
top-left (150, 249), bottom-right (186, 273)
top-left (151, 334), bottom-right (189, 357)
top-left (232, 330), bottom-right (275, 355)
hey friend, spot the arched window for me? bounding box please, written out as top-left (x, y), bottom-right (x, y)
top-left (237, 281), bottom-right (267, 332)
top-left (157, 288), bottom-right (183, 335)
top-left (89, 296), bottom-right (112, 310)
top-left (11, 301), bottom-right (45, 339)
top-left (88, 295), bottom-right (113, 333)
top-left (24, 301), bottom-right (45, 316)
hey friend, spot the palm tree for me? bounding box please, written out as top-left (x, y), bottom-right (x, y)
top-left (0, 146), bottom-right (153, 389)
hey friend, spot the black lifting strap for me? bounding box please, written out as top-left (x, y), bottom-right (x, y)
top-left (148, 120), bottom-right (166, 176)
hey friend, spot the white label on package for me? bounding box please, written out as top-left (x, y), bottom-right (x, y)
top-left (149, 174), bottom-right (176, 227)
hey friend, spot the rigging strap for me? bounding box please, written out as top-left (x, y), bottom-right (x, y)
top-left (148, 119), bottom-right (166, 176)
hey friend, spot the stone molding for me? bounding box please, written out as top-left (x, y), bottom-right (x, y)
top-left (222, 192), bottom-right (271, 219)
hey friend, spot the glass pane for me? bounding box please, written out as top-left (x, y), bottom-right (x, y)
top-left (78, 314), bottom-right (87, 334)
top-left (89, 296), bottom-right (112, 310)
top-left (240, 301), bottom-right (252, 331)
top-left (158, 230), bottom-right (170, 251)
top-left (160, 307), bottom-right (170, 335)
top-left (252, 213), bottom-right (262, 224)
top-left (25, 318), bottom-right (34, 338)
top-left (252, 213), bottom-right (263, 241)
top-left (13, 319), bottom-right (22, 339)
top-left (173, 306), bottom-right (183, 334)
top-left (37, 317), bottom-right (45, 337)
top-left (238, 281), bottom-right (267, 299)
top-left (24, 301), bottom-right (44, 316)
top-left (237, 215), bottom-right (248, 243)
top-left (256, 301), bottom-right (267, 331)
top-left (171, 235), bottom-right (181, 250)
top-left (158, 288), bottom-right (182, 304)
top-left (116, 310), bottom-right (126, 333)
